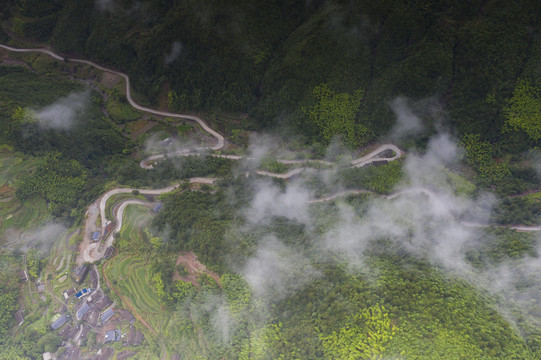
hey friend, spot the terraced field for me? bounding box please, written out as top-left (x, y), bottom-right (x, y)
top-left (106, 204), bottom-right (179, 340)
top-left (107, 254), bottom-right (179, 337)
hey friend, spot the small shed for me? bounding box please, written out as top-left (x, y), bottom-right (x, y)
top-left (152, 203), bottom-right (163, 214)
top-left (19, 270), bottom-right (28, 282)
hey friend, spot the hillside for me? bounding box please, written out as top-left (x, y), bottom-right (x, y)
top-left (0, 1), bottom-right (541, 359)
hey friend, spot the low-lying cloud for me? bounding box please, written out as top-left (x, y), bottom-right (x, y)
top-left (34, 90), bottom-right (90, 130)
top-left (26, 222), bottom-right (67, 254)
top-left (165, 41), bottom-right (183, 65)
top-left (242, 236), bottom-right (319, 300)
top-left (95, 0), bottom-right (114, 12)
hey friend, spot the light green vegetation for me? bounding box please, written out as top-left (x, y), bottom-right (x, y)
top-left (504, 79), bottom-right (541, 140)
top-left (259, 158), bottom-right (289, 174)
top-left (304, 84), bottom-right (370, 149)
top-left (107, 254), bottom-right (177, 333)
top-left (104, 192), bottom-right (147, 221)
top-left (105, 92), bottom-right (141, 124)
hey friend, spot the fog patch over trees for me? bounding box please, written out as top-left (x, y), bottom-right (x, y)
top-left (33, 90), bottom-right (90, 130)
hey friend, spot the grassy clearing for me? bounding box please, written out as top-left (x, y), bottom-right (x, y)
top-left (106, 98), bottom-right (141, 123)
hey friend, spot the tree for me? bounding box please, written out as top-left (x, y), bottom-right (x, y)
top-left (319, 304), bottom-right (398, 359)
top-left (26, 249), bottom-right (44, 279)
top-left (504, 79), bottom-right (541, 140)
top-left (304, 84), bottom-right (370, 149)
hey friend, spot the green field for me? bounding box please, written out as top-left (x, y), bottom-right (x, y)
top-left (104, 193), bottom-right (146, 222)
top-left (105, 95), bottom-right (141, 124)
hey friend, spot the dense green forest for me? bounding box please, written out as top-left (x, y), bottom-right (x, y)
top-left (1, 0), bottom-right (541, 359)
top-left (1, 0), bottom-right (540, 148)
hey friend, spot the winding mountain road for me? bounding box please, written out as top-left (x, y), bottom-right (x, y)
top-left (0, 43), bottom-right (224, 150)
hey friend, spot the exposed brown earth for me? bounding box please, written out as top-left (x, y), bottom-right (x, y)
top-left (173, 251), bottom-right (221, 288)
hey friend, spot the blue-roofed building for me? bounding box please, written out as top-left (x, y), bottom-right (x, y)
top-left (75, 288), bottom-right (92, 299)
top-left (92, 231), bottom-right (100, 242)
top-left (76, 302), bottom-right (91, 320)
top-left (51, 314), bottom-right (67, 330)
top-left (101, 308), bottom-right (115, 323)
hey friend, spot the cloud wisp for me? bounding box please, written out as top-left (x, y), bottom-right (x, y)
top-left (34, 90), bottom-right (90, 130)
top-left (165, 41), bottom-right (183, 65)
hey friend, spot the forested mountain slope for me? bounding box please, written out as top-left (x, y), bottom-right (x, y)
top-left (2, 0), bottom-right (540, 146)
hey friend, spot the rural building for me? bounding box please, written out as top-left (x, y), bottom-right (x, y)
top-left (42, 353), bottom-right (52, 360)
top-left (92, 347), bottom-right (114, 360)
top-left (104, 329), bottom-right (121, 343)
top-left (19, 270), bottom-right (28, 282)
top-left (14, 310), bottom-right (24, 327)
top-left (63, 287), bottom-right (76, 299)
top-left (171, 355), bottom-right (181, 360)
top-left (104, 246), bottom-right (115, 259)
top-left (85, 309), bottom-right (100, 327)
top-left (117, 309), bottom-right (134, 322)
top-left (101, 308), bottom-right (115, 323)
top-left (37, 284), bottom-right (45, 292)
top-left (116, 350), bottom-right (136, 360)
top-left (92, 231), bottom-right (100, 242)
top-left (95, 295), bottom-right (112, 311)
top-left (58, 324), bottom-right (78, 340)
top-left (51, 314), bottom-right (67, 330)
top-left (73, 264), bottom-right (89, 284)
top-left (62, 346), bottom-right (80, 360)
top-left (87, 290), bottom-right (102, 304)
top-left (127, 325), bottom-right (145, 346)
top-left (76, 302), bottom-right (91, 320)
top-left (103, 221), bottom-right (115, 239)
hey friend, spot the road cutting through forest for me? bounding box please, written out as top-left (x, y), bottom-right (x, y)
top-left (3, 43), bottom-right (541, 360)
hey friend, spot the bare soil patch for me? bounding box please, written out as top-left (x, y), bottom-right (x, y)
top-left (100, 72), bottom-right (121, 89)
top-left (0, 183), bottom-right (14, 195)
top-left (173, 251), bottom-right (221, 288)
top-left (128, 119), bottom-right (157, 140)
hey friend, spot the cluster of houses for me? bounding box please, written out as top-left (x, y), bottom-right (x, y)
top-left (35, 262), bottom-right (146, 360)
top-left (47, 284), bottom-right (145, 360)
